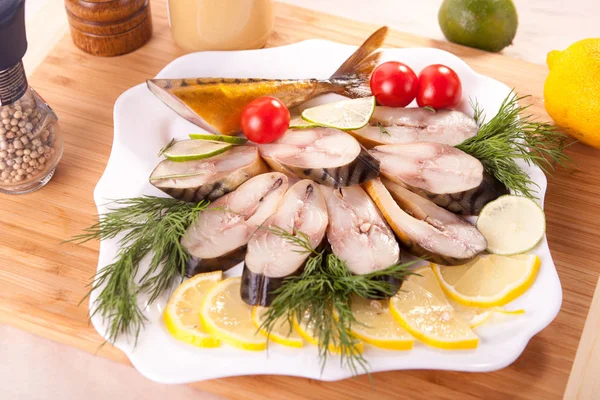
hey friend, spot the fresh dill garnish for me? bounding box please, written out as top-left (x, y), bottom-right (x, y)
top-left (377, 122), bottom-right (391, 136)
top-left (69, 196), bottom-right (208, 344)
top-left (157, 138), bottom-right (176, 157)
top-left (259, 228), bottom-right (418, 375)
top-left (456, 92), bottom-right (570, 198)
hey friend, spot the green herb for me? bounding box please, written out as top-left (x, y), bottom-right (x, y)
top-left (423, 105), bottom-right (436, 113)
top-left (259, 227), bottom-right (418, 375)
top-left (158, 138), bottom-right (176, 157)
top-left (69, 196), bottom-right (208, 344)
top-left (377, 122), bottom-right (390, 136)
top-left (457, 92), bottom-right (570, 198)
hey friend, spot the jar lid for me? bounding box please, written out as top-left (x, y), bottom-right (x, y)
top-left (0, 0), bottom-right (27, 71)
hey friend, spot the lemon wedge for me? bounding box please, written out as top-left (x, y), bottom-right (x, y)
top-left (301, 96), bottom-right (376, 130)
top-left (163, 139), bottom-right (232, 162)
top-left (389, 266), bottom-right (479, 350)
top-left (200, 277), bottom-right (267, 351)
top-left (476, 195), bottom-right (546, 255)
top-left (432, 254), bottom-right (541, 307)
top-left (163, 271), bottom-right (223, 348)
top-left (293, 310), bottom-right (364, 354)
top-left (251, 307), bottom-right (304, 348)
top-left (349, 296), bottom-right (414, 350)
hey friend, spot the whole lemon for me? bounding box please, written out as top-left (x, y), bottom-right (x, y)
top-left (544, 39), bottom-right (600, 148)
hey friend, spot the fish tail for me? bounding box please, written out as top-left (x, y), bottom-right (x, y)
top-left (329, 26), bottom-right (388, 98)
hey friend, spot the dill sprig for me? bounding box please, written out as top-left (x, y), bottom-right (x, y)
top-left (69, 196), bottom-right (208, 344)
top-left (377, 122), bottom-right (390, 136)
top-left (456, 92), bottom-right (570, 198)
top-left (259, 228), bottom-right (418, 375)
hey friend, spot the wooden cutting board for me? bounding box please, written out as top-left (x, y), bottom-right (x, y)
top-left (1, 1), bottom-right (598, 399)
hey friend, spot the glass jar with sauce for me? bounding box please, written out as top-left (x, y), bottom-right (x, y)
top-left (167, 0), bottom-right (274, 52)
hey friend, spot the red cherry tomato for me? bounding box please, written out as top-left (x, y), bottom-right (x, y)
top-left (370, 61), bottom-right (418, 107)
top-left (416, 64), bottom-right (462, 109)
top-left (241, 96), bottom-right (290, 144)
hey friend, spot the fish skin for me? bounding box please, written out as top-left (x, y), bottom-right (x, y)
top-left (181, 172), bottom-right (289, 275)
top-left (241, 180), bottom-right (328, 306)
top-left (259, 127), bottom-right (380, 188)
top-left (422, 171), bottom-right (509, 216)
top-left (150, 146), bottom-right (268, 203)
top-left (147, 27), bottom-right (388, 135)
top-left (371, 143), bottom-right (504, 215)
top-left (185, 246), bottom-right (247, 277)
top-left (350, 107), bottom-right (478, 148)
top-left (365, 178), bottom-right (487, 266)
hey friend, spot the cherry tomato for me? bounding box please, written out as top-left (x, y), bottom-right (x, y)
top-left (416, 64), bottom-right (462, 109)
top-left (370, 61), bottom-right (418, 107)
top-left (241, 96), bottom-right (290, 143)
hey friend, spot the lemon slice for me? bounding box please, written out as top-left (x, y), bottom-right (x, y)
top-left (446, 299), bottom-right (492, 328)
top-left (432, 254), bottom-right (541, 307)
top-left (389, 266), bottom-right (479, 349)
top-left (301, 96), bottom-right (376, 130)
top-left (288, 114), bottom-right (319, 129)
top-left (251, 307), bottom-right (303, 348)
top-left (163, 139), bottom-right (232, 162)
top-left (448, 299), bottom-right (525, 328)
top-left (188, 133), bottom-right (248, 145)
top-left (349, 296), bottom-right (414, 350)
top-left (163, 271), bottom-right (223, 348)
top-left (476, 195), bottom-right (546, 255)
top-left (200, 277), bottom-right (267, 351)
top-left (293, 310), bottom-right (364, 354)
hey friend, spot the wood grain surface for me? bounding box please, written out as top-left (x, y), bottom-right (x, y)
top-left (564, 275), bottom-right (600, 399)
top-left (1, 2), bottom-right (598, 399)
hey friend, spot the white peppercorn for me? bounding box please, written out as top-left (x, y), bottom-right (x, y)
top-left (0, 92), bottom-right (62, 191)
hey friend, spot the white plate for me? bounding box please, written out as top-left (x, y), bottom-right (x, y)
top-left (91, 40), bottom-right (562, 384)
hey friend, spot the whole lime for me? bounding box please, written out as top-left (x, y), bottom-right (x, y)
top-left (438, 0), bottom-right (518, 53)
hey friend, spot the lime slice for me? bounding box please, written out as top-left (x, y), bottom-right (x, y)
top-left (476, 195), bottom-right (546, 255)
top-left (289, 115), bottom-right (319, 129)
top-left (163, 139), bottom-right (232, 162)
top-left (189, 133), bottom-right (248, 145)
top-left (301, 96), bottom-right (376, 130)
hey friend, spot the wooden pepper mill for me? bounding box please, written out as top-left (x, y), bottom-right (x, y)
top-left (64, 0), bottom-right (152, 56)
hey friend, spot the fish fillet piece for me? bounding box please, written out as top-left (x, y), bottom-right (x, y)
top-left (371, 143), bottom-right (483, 194)
top-left (259, 127), bottom-right (380, 187)
top-left (149, 146), bottom-right (267, 202)
top-left (350, 107), bottom-right (478, 148)
top-left (147, 27), bottom-right (388, 135)
top-left (364, 178), bottom-right (487, 266)
top-left (321, 185), bottom-right (403, 297)
top-left (371, 143), bottom-right (507, 215)
top-left (181, 172), bottom-right (289, 276)
top-left (241, 180), bottom-right (328, 306)
top-left (321, 185), bottom-right (399, 275)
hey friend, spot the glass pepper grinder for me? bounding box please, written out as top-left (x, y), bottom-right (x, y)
top-left (0, 0), bottom-right (63, 195)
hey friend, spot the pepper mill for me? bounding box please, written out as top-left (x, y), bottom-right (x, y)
top-left (64, 0), bottom-right (153, 56)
